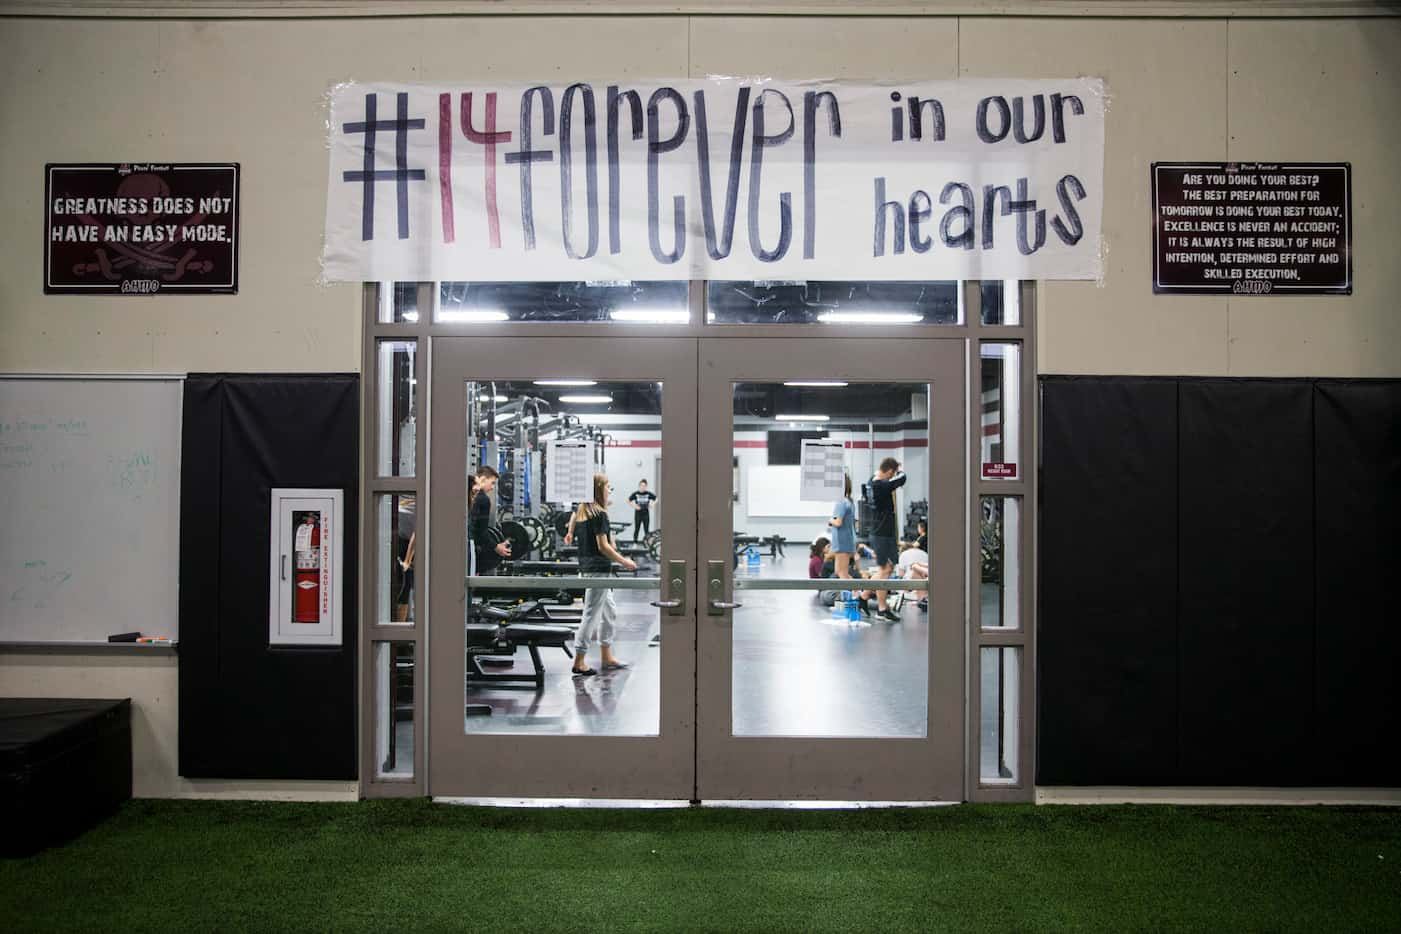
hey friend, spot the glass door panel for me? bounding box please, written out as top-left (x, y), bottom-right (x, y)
top-left (697, 339), bottom-right (965, 801)
top-left (429, 338), bottom-right (696, 799)
top-left (730, 380), bottom-right (932, 739)
top-left (463, 379), bottom-right (663, 737)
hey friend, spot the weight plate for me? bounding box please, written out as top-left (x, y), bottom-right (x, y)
top-left (520, 515), bottom-right (545, 548)
top-left (500, 520), bottom-right (532, 562)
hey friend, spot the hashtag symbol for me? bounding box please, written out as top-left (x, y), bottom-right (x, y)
top-left (342, 92), bottom-right (427, 240)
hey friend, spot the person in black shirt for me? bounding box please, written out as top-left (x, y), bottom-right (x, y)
top-left (469, 465), bottom-right (512, 573)
top-left (627, 479), bottom-right (656, 542)
top-left (571, 472), bottom-right (637, 677)
top-left (868, 457), bottom-right (906, 621)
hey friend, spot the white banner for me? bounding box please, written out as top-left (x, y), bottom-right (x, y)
top-left (323, 78), bottom-right (1105, 282)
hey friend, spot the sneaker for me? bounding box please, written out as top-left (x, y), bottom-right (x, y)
top-left (878, 608), bottom-right (900, 622)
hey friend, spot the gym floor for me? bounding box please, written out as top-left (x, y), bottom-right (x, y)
top-left (461, 551), bottom-right (934, 739)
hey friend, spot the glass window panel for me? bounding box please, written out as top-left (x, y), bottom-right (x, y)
top-left (706, 281), bottom-right (962, 325)
top-left (461, 379), bottom-right (663, 736)
top-left (979, 342), bottom-right (1021, 479)
top-left (437, 281), bottom-right (688, 324)
top-left (979, 496), bottom-right (1021, 631)
top-left (730, 380), bottom-right (931, 738)
top-left (376, 340), bottom-right (417, 478)
top-left (375, 493), bottom-right (417, 626)
top-left (980, 646), bottom-right (1021, 785)
top-left (375, 282), bottom-right (424, 324)
top-left (373, 641), bottom-right (414, 780)
top-left (979, 280), bottom-right (1023, 326)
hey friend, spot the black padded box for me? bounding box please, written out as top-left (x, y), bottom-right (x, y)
top-left (0, 698), bottom-right (132, 857)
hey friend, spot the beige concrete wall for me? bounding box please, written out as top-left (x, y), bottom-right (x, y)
top-left (0, 652), bottom-right (356, 799)
top-left (2, 13), bottom-right (1397, 799)
top-left (6, 16), bottom-right (1395, 377)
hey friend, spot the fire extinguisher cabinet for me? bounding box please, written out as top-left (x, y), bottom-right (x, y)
top-left (268, 488), bottom-right (344, 646)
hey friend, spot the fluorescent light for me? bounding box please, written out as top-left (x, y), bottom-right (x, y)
top-left (477, 394), bottom-right (508, 403)
top-left (609, 309), bottom-right (689, 323)
top-left (818, 312), bottom-right (924, 324)
top-left (402, 310), bottom-right (420, 322)
top-left (783, 381), bottom-right (848, 387)
top-left (558, 394), bottom-right (612, 404)
top-left (533, 379), bottom-right (597, 387)
top-left (438, 308), bottom-right (508, 323)
top-left (775, 414), bottom-right (830, 421)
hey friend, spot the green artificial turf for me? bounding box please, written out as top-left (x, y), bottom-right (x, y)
top-left (3, 800), bottom-right (1399, 932)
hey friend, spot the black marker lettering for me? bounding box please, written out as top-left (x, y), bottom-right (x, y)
top-left (908, 189), bottom-right (933, 253)
top-left (606, 86), bottom-right (644, 255)
top-left (647, 87), bottom-right (689, 264)
top-left (1051, 93), bottom-right (1085, 144)
top-left (694, 87), bottom-right (750, 261)
top-left (803, 90), bottom-right (841, 259)
top-left (559, 83), bottom-right (599, 260)
top-left (976, 96), bottom-right (1011, 144)
top-left (1052, 174), bottom-right (1086, 244)
top-left (907, 97), bottom-right (945, 141)
top-left (748, 88), bottom-right (794, 263)
top-left (939, 182), bottom-right (975, 250)
top-left (503, 86), bottom-right (555, 251)
top-left (873, 176), bottom-right (905, 257)
top-left (1012, 95), bottom-right (1045, 144)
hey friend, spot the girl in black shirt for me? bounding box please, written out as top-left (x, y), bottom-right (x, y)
top-left (571, 473), bottom-right (637, 676)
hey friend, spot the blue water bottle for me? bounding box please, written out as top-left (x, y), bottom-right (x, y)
top-left (846, 591), bottom-right (861, 622)
top-left (831, 590), bottom-right (846, 621)
top-left (746, 546), bottom-right (761, 573)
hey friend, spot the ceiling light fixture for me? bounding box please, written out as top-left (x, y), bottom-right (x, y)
top-left (438, 308), bottom-right (509, 323)
top-left (609, 309), bottom-right (689, 323)
top-left (775, 414), bottom-right (830, 421)
top-left (783, 381), bottom-right (849, 387)
top-left (558, 394), bottom-right (613, 404)
top-left (533, 379), bottom-right (597, 387)
top-left (817, 312), bottom-right (924, 324)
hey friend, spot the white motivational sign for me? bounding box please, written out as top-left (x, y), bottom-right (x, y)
top-left (800, 439), bottom-right (847, 502)
top-left (324, 78), bottom-right (1105, 283)
top-left (546, 440), bottom-right (595, 504)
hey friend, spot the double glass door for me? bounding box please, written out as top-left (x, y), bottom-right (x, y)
top-left (428, 336), bottom-right (964, 801)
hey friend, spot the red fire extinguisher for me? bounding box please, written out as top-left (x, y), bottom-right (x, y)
top-left (294, 514), bottom-right (321, 623)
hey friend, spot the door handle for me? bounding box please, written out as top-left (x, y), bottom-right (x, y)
top-left (649, 559), bottom-right (687, 617)
top-left (705, 559), bottom-right (743, 616)
top-left (281, 555), bottom-right (287, 581)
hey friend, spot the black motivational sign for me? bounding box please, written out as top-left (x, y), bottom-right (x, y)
top-left (44, 163), bottom-right (240, 295)
top-left (1152, 163), bottom-right (1350, 295)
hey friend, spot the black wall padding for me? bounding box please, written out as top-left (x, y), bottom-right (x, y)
top-left (1177, 380), bottom-right (1314, 784)
top-left (1038, 377), bottom-right (1179, 785)
top-left (1039, 376), bottom-right (1401, 788)
top-left (1312, 381), bottom-right (1401, 787)
top-left (179, 375), bottom-right (358, 780)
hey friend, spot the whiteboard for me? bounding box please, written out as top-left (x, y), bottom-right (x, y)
top-left (0, 377), bottom-right (182, 642)
top-left (745, 465), bottom-right (835, 518)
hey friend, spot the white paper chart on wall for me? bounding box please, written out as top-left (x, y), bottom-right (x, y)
top-left (0, 376), bottom-right (183, 643)
top-left (800, 439), bottom-right (847, 502)
top-left (546, 440), bottom-right (595, 505)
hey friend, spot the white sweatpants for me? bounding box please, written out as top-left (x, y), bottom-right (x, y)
top-left (575, 578), bottom-right (617, 654)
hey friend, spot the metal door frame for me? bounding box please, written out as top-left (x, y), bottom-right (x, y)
top-left (695, 337), bottom-right (966, 801)
top-left (358, 281), bottom-right (1037, 803)
top-left (421, 336), bottom-right (698, 799)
